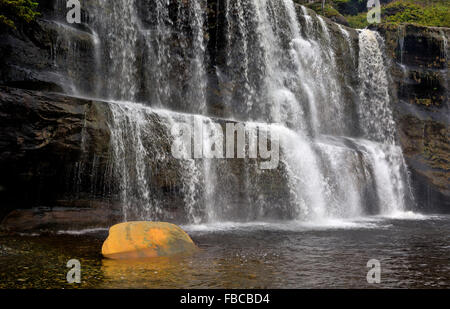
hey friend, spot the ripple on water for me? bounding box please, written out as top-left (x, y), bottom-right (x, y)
top-left (0, 215), bottom-right (449, 288)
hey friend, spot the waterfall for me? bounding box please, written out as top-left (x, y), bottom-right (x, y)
top-left (338, 24), bottom-right (355, 65)
top-left (94, 0), bottom-right (139, 101)
top-left (358, 29), bottom-right (397, 144)
top-left (141, 0), bottom-right (171, 108)
top-left (139, 0), bottom-right (208, 113)
top-left (65, 0), bottom-right (415, 224)
top-left (223, 0), bottom-right (252, 114)
top-left (277, 126), bottom-right (327, 219)
top-left (397, 25), bottom-right (406, 65)
top-left (107, 102), bottom-right (159, 221)
top-left (300, 5), bottom-right (313, 36)
top-left (185, 0), bottom-right (208, 114)
top-left (220, 0), bottom-right (308, 128)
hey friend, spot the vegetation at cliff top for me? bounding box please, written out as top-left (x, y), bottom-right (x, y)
top-left (0, 0), bottom-right (39, 29)
top-left (299, 0), bottom-right (450, 29)
top-left (303, 2), bottom-right (342, 19)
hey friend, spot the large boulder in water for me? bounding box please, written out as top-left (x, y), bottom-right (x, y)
top-left (101, 222), bottom-right (197, 259)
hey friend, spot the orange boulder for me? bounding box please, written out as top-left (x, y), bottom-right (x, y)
top-left (102, 221), bottom-right (197, 259)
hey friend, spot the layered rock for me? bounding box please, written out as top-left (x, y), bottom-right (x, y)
top-left (0, 87), bottom-right (112, 226)
top-left (0, 16), bottom-right (98, 95)
top-left (0, 87), bottom-right (192, 230)
top-left (372, 24), bottom-right (449, 212)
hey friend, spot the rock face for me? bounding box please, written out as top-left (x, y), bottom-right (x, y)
top-left (0, 17), bottom-right (97, 95)
top-left (372, 24), bottom-right (449, 213)
top-left (0, 87), bottom-right (191, 230)
top-left (101, 222), bottom-right (197, 259)
top-left (0, 87), bottom-right (110, 218)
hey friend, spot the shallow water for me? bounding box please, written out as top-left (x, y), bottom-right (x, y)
top-left (0, 214), bottom-right (449, 288)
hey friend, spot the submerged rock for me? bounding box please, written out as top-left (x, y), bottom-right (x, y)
top-left (101, 222), bottom-right (197, 259)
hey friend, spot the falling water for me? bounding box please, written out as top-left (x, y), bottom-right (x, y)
top-left (338, 24), bottom-right (355, 65)
top-left (94, 0), bottom-right (139, 101)
top-left (63, 0), bottom-right (414, 223)
top-left (139, 0), bottom-right (208, 113)
top-left (358, 29), bottom-right (397, 144)
top-left (107, 102), bottom-right (156, 221)
top-left (223, 0), bottom-right (253, 114)
top-left (397, 25), bottom-right (406, 64)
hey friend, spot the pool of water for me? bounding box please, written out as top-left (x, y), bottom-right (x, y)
top-left (0, 213), bottom-right (449, 288)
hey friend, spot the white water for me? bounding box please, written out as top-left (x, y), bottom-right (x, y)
top-left (68, 1), bottom-right (415, 224)
top-left (338, 24), bottom-right (356, 64)
top-left (104, 99), bottom-right (412, 222)
top-left (95, 0), bottom-right (139, 101)
top-left (358, 29), bottom-right (397, 144)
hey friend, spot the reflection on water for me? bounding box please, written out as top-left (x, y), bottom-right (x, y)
top-left (0, 215), bottom-right (449, 288)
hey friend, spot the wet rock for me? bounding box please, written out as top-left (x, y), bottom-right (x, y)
top-left (0, 87), bottom-right (190, 225)
top-left (1, 207), bottom-right (121, 233)
top-left (101, 222), bottom-right (197, 259)
top-left (372, 24), bottom-right (449, 212)
top-left (0, 18), bottom-right (98, 96)
top-left (0, 87), bottom-right (111, 218)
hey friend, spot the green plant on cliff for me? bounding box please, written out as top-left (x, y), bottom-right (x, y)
top-left (296, 0), bottom-right (450, 29)
top-left (332, 0), bottom-right (367, 16)
top-left (345, 11), bottom-right (368, 28)
top-left (303, 2), bottom-right (344, 20)
top-left (384, 1), bottom-right (450, 27)
top-left (346, 0), bottom-right (450, 28)
top-left (0, 0), bottom-right (39, 29)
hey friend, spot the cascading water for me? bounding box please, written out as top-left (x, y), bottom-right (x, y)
top-left (358, 29), bottom-right (397, 144)
top-left (94, 0), bottom-right (139, 101)
top-left (338, 24), bottom-right (356, 65)
top-left (69, 0), bottom-right (414, 224)
top-left (141, 0), bottom-right (208, 113)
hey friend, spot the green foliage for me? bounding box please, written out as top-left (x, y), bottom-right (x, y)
top-left (384, 1), bottom-right (450, 27)
top-left (333, 0), bottom-right (367, 16)
top-left (305, 2), bottom-right (343, 19)
top-left (295, 0), bottom-right (449, 28)
top-left (344, 0), bottom-right (450, 28)
top-left (0, 0), bottom-right (40, 29)
top-left (346, 11), bottom-right (368, 28)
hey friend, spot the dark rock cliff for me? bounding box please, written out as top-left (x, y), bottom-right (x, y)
top-left (0, 17), bottom-right (97, 95)
top-left (372, 23), bottom-right (449, 212)
top-left (0, 87), bottom-right (191, 231)
top-left (0, 87), bottom-right (118, 230)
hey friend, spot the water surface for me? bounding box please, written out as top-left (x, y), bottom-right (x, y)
top-left (0, 214), bottom-right (448, 288)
